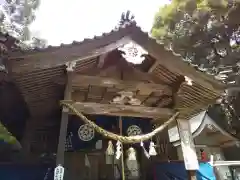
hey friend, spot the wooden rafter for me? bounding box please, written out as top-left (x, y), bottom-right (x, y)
top-left (54, 74), bottom-right (172, 95)
top-left (65, 101), bottom-right (174, 119)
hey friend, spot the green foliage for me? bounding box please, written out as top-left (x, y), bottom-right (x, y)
top-left (0, 0), bottom-right (47, 48)
top-left (152, 0), bottom-right (240, 78)
top-left (152, 0), bottom-right (240, 133)
top-left (0, 122), bottom-right (18, 145)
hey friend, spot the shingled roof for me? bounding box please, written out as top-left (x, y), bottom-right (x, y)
top-left (7, 22), bottom-right (226, 120)
top-left (8, 22), bottom-right (225, 90)
top-left (169, 111), bottom-right (239, 147)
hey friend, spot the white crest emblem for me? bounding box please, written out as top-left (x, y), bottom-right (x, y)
top-left (78, 124), bottom-right (95, 141)
top-left (127, 125), bottom-right (142, 136)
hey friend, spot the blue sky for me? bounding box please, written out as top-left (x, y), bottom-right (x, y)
top-left (30, 0), bottom-right (170, 46)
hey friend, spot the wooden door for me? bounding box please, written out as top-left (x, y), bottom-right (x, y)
top-left (64, 152), bottom-right (100, 180)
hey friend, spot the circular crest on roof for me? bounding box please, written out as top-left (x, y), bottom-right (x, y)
top-left (118, 41), bottom-right (147, 64)
top-left (127, 125), bottom-right (142, 136)
top-left (78, 124), bottom-right (95, 141)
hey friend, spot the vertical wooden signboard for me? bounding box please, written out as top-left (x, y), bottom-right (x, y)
top-left (177, 119), bottom-right (199, 171)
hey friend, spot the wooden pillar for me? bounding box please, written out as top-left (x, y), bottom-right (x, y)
top-left (119, 116), bottom-right (125, 180)
top-left (177, 118), bottom-right (199, 180)
top-left (56, 61), bottom-right (76, 166)
top-left (21, 118), bottom-right (34, 160)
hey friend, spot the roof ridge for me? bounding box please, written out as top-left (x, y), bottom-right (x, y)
top-left (9, 22), bottom-right (140, 54)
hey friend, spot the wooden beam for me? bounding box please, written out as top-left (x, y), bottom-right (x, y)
top-left (206, 131), bottom-right (220, 137)
top-left (220, 140), bottom-right (237, 147)
top-left (127, 63), bottom-right (166, 84)
top-left (55, 74), bottom-right (172, 95)
top-left (66, 101), bottom-right (174, 119)
top-left (56, 61), bottom-right (75, 166)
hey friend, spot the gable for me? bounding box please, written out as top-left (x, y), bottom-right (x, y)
top-left (8, 22), bottom-right (225, 93)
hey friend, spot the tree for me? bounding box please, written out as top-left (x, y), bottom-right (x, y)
top-left (151, 0), bottom-right (240, 134)
top-left (0, 0), bottom-right (46, 48)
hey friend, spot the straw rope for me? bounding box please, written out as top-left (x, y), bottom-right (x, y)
top-left (60, 101), bottom-right (179, 144)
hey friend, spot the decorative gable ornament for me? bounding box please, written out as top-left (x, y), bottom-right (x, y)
top-left (118, 41), bottom-right (147, 64)
top-left (111, 91), bottom-right (141, 106)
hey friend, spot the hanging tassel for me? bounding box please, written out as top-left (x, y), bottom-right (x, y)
top-left (106, 140), bottom-right (114, 155)
top-left (115, 140), bottom-right (122, 160)
top-left (127, 147), bottom-right (137, 161)
top-left (140, 141), bottom-right (150, 159)
top-left (105, 140), bottom-right (114, 164)
top-left (126, 147), bottom-right (140, 179)
top-left (149, 141), bottom-right (157, 156)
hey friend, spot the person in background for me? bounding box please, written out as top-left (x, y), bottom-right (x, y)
top-left (200, 149), bottom-right (207, 161)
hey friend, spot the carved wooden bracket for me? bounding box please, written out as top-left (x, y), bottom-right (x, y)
top-left (65, 61), bottom-right (76, 72)
top-left (111, 91), bottom-right (141, 105)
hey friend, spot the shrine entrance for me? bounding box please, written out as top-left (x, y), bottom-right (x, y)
top-left (7, 20), bottom-right (224, 180)
top-left (51, 20), bottom-right (224, 179)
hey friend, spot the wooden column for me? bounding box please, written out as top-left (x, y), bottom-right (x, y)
top-left (21, 118), bottom-right (34, 160)
top-left (56, 61), bottom-right (76, 166)
top-left (177, 119), bottom-right (199, 180)
top-left (119, 116), bottom-right (125, 180)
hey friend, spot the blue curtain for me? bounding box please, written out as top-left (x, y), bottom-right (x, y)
top-left (122, 116), bottom-right (152, 136)
top-left (65, 115), bottom-right (118, 151)
top-left (154, 162), bottom-right (216, 180)
top-left (65, 115), bottom-right (152, 151)
top-left (122, 116), bottom-right (152, 149)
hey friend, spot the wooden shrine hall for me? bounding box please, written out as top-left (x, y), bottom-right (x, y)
top-left (0, 21), bottom-right (228, 180)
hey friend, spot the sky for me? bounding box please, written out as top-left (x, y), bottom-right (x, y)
top-left (30, 0), bottom-right (170, 46)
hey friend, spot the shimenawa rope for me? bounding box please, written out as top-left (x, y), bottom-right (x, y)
top-left (60, 101), bottom-right (179, 144)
